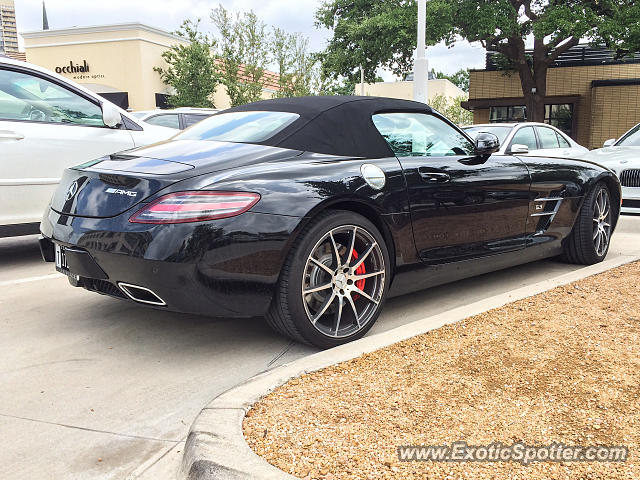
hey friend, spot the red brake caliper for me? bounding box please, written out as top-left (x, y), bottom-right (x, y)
top-left (351, 249), bottom-right (366, 299)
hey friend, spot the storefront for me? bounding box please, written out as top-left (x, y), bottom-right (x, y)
top-left (21, 23), bottom-right (188, 111)
top-left (462, 46), bottom-right (640, 149)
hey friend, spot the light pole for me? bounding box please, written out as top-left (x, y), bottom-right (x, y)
top-left (413, 0), bottom-right (428, 104)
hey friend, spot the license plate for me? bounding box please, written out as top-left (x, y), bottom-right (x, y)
top-left (55, 243), bottom-right (69, 273)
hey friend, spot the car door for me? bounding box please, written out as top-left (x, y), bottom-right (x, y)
top-left (181, 113), bottom-right (212, 130)
top-left (144, 113), bottom-right (181, 130)
top-left (533, 125), bottom-right (573, 158)
top-left (372, 112), bottom-right (531, 264)
top-left (0, 66), bottom-right (135, 226)
top-left (507, 125), bottom-right (538, 154)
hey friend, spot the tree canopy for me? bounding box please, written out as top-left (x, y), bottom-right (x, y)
top-left (153, 20), bottom-right (219, 108)
top-left (317, 0), bottom-right (640, 121)
top-left (315, 0), bottom-right (418, 83)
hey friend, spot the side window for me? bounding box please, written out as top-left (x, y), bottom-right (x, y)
top-left (145, 114), bottom-right (180, 129)
top-left (510, 126), bottom-right (537, 151)
top-left (372, 112), bottom-right (474, 157)
top-left (537, 127), bottom-right (560, 149)
top-left (183, 114), bottom-right (211, 128)
top-left (0, 68), bottom-right (105, 126)
top-left (556, 132), bottom-right (571, 148)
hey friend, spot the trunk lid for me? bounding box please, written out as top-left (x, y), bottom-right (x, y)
top-left (50, 140), bottom-right (300, 218)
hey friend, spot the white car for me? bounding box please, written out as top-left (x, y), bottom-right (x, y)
top-left (130, 107), bottom-right (218, 130)
top-left (0, 56), bottom-right (176, 236)
top-left (463, 122), bottom-right (588, 158)
top-left (581, 123), bottom-right (640, 214)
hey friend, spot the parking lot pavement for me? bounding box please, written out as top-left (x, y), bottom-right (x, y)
top-left (1, 216), bottom-right (639, 480)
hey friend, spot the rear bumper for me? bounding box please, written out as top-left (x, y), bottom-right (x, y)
top-left (39, 207), bottom-right (301, 318)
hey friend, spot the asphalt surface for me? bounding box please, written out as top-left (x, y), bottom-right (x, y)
top-left (1, 216), bottom-right (639, 480)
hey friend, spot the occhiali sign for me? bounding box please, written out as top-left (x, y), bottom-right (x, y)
top-left (55, 60), bottom-right (90, 74)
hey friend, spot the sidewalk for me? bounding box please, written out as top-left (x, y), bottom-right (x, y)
top-left (180, 248), bottom-right (640, 480)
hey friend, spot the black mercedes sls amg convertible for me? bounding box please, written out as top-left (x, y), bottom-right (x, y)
top-left (39, 96), bottom-right (621, 348)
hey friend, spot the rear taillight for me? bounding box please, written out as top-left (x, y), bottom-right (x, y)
top-left (129, 191), bottom-right (260, 224)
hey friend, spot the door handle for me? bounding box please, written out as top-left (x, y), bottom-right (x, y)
top-left (0, 131), bottom-right (25, 142)
top-left (418, 168), bottom-right (450, 183)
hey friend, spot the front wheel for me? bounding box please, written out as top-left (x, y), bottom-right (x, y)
top-left (267, 210), bottom-right (390, 348)
top-left (563, 182), bottom-right (614, 265)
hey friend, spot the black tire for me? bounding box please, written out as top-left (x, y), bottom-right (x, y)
top-left (266, 210), bottom-right (391, 348)
top-left (563, 182), bottom-right (613, 265)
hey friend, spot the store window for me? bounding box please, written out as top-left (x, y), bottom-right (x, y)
top-left (544, 104), bottom-right (573, 136)
top-left (490, 106), bottom-right (526, 123)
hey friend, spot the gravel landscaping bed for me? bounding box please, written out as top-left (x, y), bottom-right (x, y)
top-left (244, 262), bottom-right (640, 480)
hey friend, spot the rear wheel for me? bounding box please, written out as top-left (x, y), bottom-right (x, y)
top-left (267, 211), bottom-right (390, 348)
top-left (563, 182), bottom-right (613, 265)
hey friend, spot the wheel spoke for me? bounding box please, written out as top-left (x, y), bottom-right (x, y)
top-left (352, 270), bottom-right (385, 281)
top-left (595, 231), bottom-right (602, 253)
top-left (329, 231), bottom-right (342, 267)
top-left (309, 257), bottom-right (333, 275)
top-left (344, 227), bottom-right (357, 267)
top-left (311, 291), bottom-right (336, 324)
top-left (345, 293), bottom-right (361, 327)
top-left (352, 286), bottom-right (379, 305)
top-left (352, 242), bottom-right (377, 270)
top-left (597, 192), bottom-right (604, 215)
top-left (593, 226), bottom-right (600, 240)
top-left (303, 283), bottom-right (332, 295)
top-left (333, 297), bottom-right (344, 337)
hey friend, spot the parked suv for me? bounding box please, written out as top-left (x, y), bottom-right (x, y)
top-left (0, 56), bottom-right (176, 236)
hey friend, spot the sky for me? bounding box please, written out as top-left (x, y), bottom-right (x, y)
top-left (14, 0), bottom-right (486, 79)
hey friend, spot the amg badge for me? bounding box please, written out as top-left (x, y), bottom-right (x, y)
top-left (105, 188), bottom-right (138, 197)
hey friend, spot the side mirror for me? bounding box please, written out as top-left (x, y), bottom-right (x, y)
top-left (510, 144), bottom-right (529, 154)
top-left (102, 102), bottom-right (122, 128)
top-left (603, 138), bottom-right (616, 148)
top-left (474, 132), bottom-right (500, 156)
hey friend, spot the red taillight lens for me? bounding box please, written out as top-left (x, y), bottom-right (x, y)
top-left (129, 191), bottom-right (260, 224)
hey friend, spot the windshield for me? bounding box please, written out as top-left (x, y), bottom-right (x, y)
top-left (616, 124), bottom-right (640, 146)
top-left (176, 111), bottom-right (300, 143)
top-left (463, 126), bottom-right (512, 145)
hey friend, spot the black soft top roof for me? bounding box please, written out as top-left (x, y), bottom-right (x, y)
top-left (224, 96), bottom-right (432, 158)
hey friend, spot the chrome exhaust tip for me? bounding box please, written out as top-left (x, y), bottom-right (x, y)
top-left (118, 282), bottom-right (166, 306)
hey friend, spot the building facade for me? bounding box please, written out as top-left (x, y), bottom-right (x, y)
top-left (0, 0), bottom-right (18, 54)
top-left (21, 23), bottom-right (279, 111)
top-left (463, 46), bottom-right (640, 149)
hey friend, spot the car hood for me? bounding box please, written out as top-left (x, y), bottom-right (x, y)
top-left (581, 146), bottom-right (640, 167)
top-left (51, 140), bottom-right (301, 218)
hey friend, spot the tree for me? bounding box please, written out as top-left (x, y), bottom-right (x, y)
top-left (154, 20), bottom-right (219, 108)
top-left (429, 94), bottom-right (473, 126)
top-left (272, 29), bottom-right (315, 98)
top-left (211, 5), bottom-right (270, 106)
top-left (317, 0), bottom-right (637, 122)
top-left (428, 0), bottom-right (637, 121)
top-left (315, 0), bottom-right (419, 84)
top-left (431, 68), bottom-right (470, 92)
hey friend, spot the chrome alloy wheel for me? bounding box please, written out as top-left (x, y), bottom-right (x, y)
top-left (301, 225), bottom-right (386, 338)
top-left (592, 187), bottom-right (612, 257)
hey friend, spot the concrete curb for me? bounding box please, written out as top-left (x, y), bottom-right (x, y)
top-left (180, 254), bottom-right (640, 480)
